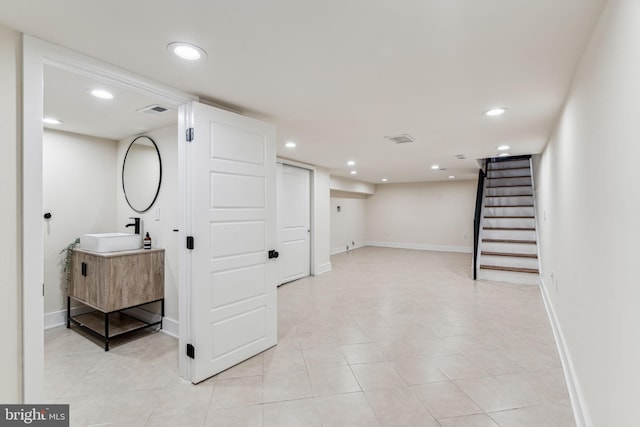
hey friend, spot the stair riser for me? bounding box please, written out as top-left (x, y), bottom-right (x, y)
top-left (485, 206), bottom-right (534, 217)
top-left (480, 256), bottom-right (539, 270)
top-left (484, 196), bottom-right (533, 206)
top-left (477, 269), bottom-right (539, 285)
top-left (483, 217), bottom-right (535, 228)
top-left (487, 169), bottom-right (531, 179)
top-left (486, 177), bottom-right (532, 187)
top-left (488, 159), bottom-right (530, 170)
top-left (485, 186), bottom-right (533, 197)
top-left (483, 229), bottom-right (536, 240)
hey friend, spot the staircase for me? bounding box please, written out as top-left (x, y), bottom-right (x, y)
top-left (476, 157), bottom-right (540, 285)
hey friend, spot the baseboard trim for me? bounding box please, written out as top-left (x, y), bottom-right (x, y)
top-left (539, 278), bottom-right (590, 427)
top-left (44, 305), bottom-right (93, 330)
top-left (161, 316), bottom-right (179, 338)
top-left (366, 241), bottom-right (473, 254)
top-left (330, 246), bottom-right (345, 256)
top-left (314, 262), bottom-right (332, 275)
top-left (123, 307), bottom-right (179, 338)
top-left (330, 243), bottom-right (367, 256)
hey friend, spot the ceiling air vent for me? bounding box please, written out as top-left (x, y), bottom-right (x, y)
top-left (137, 104), bottom-right (173, 115)
top-left (385, 134), bottom-right (414, 144)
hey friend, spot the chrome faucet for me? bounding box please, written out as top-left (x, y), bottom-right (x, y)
top-left (125, 217), bottom-right (141, 234)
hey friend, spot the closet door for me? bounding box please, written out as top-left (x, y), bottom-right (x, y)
top-left (277, 164), bottom-right (311, 284)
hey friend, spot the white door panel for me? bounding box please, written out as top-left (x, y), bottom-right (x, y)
top-left (277, 164), bottom-right (311, 284)
top-left (210, 265), bottom-right (265, 309)
top-left (210, 221), bottom-right (266, 258)
top-left (281, 240), bottom-right (308, 279)
top-left (181, 101), bottom-right (277, 383)
top-left (211, 307), bottom-right (268, 357)
top-left (212, 158), bottom-right (265, 176)
top-left (211, 123), bottom-right (265, 164)
top-left (211, 174), bottom-right (265, 208)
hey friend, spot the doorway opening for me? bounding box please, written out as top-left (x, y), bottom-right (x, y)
top-left (23, 35), bottom-right (195, 401)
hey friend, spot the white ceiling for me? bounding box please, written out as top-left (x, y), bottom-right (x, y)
top-left (0, 0), bottom-right (605, 183)
top-left (44, 65), bottom-right (180, 141)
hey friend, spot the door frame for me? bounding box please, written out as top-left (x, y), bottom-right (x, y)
top-left (276, 158), bottom-right (317, 276)
top-left (22, 35), bottom-right (196, 402)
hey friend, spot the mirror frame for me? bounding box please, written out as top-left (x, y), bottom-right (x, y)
top-left (122, 135), bottom-right (163, 213)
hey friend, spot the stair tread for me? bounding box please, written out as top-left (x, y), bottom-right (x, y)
top-left (485, 195), bottom-right (532, 198)
top-left (484, 216), bottom-right (534, 219)
top-left (483, 238), bottom-right (536, 244)
top-left (480, 265), bottom-right (539, 274)
top-left (485, 205), bottom-right (533, 208)
top-left (487, 184), bottom-right (533, 188)
top-left (481, 251), bottom-right (538, 258)
top-left (487, 166), bottom-right (531, 172)
top-left (483, 227), bottom-right (535, 231)
top-left (487, 173), bottom-right (531, 178)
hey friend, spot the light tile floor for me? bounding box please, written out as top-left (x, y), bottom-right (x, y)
top-left (46, 247), bottom-right (575, 427)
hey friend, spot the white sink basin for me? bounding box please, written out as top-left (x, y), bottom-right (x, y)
top-left (80, 232), bottom-right (141, 253)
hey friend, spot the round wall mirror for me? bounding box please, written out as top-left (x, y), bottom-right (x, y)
top-left (122, 135), bottom-right (162, 213)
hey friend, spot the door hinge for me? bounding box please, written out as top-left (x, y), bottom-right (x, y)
top-left (186, 127), bottom-right (194, 142)
top-left (42, 283), bottom-right (45, 297)
top-left (186, 343), bottom-right (195, 359)
top-left (186, 236), bottom-right (194, 250)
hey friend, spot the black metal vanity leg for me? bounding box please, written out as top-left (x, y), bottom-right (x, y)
top-left (104, 312), bottom-right (110, 351)
top-left (161, 299), bottom-right (165, 330)
top-left (66, 296), bottom-right (71, 328)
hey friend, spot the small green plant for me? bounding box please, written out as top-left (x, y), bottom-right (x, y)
top-left (59, 238), bottom-right (80, 288)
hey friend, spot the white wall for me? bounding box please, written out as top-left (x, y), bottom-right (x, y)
top-left (313, 167), bottom-right (332, 274)
top-left (0, 24), bottom-right (21, 403)
top-left (533, 1), bottom-right (640, 425)
top-left (43, 130), bottom-right (118, 320)
top-left (117, 125), bottom-right (180, 327)
top-left (366, 180), bottom-right (476, 253)
top-left (330, 176), bottom-right (375, 194)
top-left (330, 191), bottom-right (368, 255)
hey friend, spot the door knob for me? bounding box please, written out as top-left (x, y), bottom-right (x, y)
top-left (268, 250), bottom-right (279, 259)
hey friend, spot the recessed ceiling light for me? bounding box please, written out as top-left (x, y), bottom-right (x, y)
top-left (284, 141), bottom-right (296, 148)
top-left (347, 160), bottom-right (356, 166)
top-left (484, 108), bottom-right (506, 116)
top-left (381, 178), bottom-right (388, 182)
top-left (498, 152), bottom-right (511, 157)
top-left (43, 117), bottom-right (63, 125)
top-left (168, 42), bottom-right (207, 61)
top-left (431, 165), bottom-right (440, 170)
top-left (90, 89), bottom-right (114, 100)
top-left (497, 145), bottom-right (510, 151)
top-left (448, 175), bottom-right (455, 179)
top-left (350, 171), bottom-right (357, 175)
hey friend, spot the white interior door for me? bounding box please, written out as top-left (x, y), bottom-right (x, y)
top-left (277, 164), bottom-right (311, 284)
top-left (180, 101), bottom-right (277, 383)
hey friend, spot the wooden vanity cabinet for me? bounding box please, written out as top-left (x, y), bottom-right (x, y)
top-left (70, 248), bottom-right (164, 312)
top-left (68, 248), bottom-right (165, 350)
